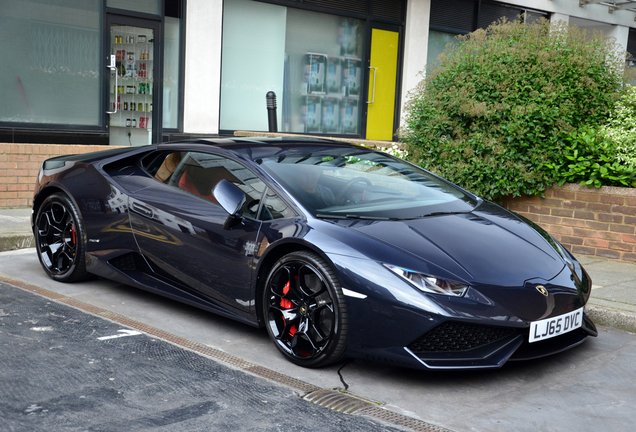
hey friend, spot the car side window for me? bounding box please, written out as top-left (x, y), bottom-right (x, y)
top-left (147, 151), bottom-right (266, 219)
top-left (259, 189), bottom-right (295, 220)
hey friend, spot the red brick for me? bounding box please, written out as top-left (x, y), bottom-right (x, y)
top-left (573, 228), bottom-right (596, 238)
top-left (621, 252), bottom-right (636, 263)
top-left (573, 210), bottom-right (596, 220)
top-left (562, 218), bottom-right (587, 228)
top-left (610, 224), bottom-right (635, 234)
top-left (576, 191), bottom-right (600, 202)
top-left (525, 213), bottom-right (541, 223)
top-left (0, 192), bottom-right (18, 199)
top-left (539, 215), bottom-right (562, 225)
top-left (560, 235), bottom-right (584, 245)
top-left (551, 208), bottom-right (574, 217)
top-left (8, 155), bottom-right (29, 162)
top-left (625, 196), bottom-right (636, 207)
top-left (597, 249), bottom-right (622, 260)
top-left (625, 216), bottom-right (636, 225)
top-left (507, 202), bottom-right (529, 213)
top-left (554, 190), bottom-right (576, 200)
top-left (587, 202), bottom-right (612, 213)
top-left (608, 242), bottom-right (634, 252)
top-left (599, 194), bottom-right (625, 205)
top-left (585, 221), bottom-right (609, 231)
top-left (596, 231), bottom-right (624, 242)
top-left (584, 238), bottom-right (609, 248)
top-left (572, 245), bottom-right (596, 255)
top-left (550, 225), bottom-right (574, 236)
top-left (563, 200), bottom-right (588, 210)
top-left (612, 205), bottom-right (636, 216)
top-left (598, 213), bottom-right (623, 223)
top-left (538, 198), bottom-right (563, 207)
top-left (7, 184), bottom-right (29, 192)
top-left (623, 234), bottom-right (636, 244)
top-left (528, 205), bottom-right (551, 215)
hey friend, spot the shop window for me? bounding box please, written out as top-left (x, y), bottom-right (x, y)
top-left (220, 0), bottom-right (364, 136)
top-left (163, 1), bottom-right (183, 129)
top-left (0, 0), bottom-right (101, 126)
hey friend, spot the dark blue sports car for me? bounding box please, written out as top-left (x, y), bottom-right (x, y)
top-left (32, 138), bottom-right (597, 369)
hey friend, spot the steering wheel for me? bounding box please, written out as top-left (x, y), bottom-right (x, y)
top-left (335, 177), bottom-right (372, 204)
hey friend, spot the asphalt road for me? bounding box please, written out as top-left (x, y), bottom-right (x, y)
top-left (0, 280), bottom-right (411, 432)
top-left (2, 249), bottom-right (636, 432)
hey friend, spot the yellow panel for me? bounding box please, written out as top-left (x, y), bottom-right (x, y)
top-left (366, 29), bottom-right (399, 141)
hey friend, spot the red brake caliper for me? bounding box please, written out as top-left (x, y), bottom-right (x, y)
top-left (71, 226), bottom-right (76, 245)
top-left (279, 280), bottom-right (297, 336)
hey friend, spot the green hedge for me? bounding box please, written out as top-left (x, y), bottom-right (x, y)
top-left (400, 18), bottom-right (625, 200)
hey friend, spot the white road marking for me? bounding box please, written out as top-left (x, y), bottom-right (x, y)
top-left (97, 329), bottom-right (143, 341)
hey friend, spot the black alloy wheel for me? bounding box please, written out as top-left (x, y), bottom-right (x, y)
top-left (263, 251), bottom-right (348, 367)
top-left (35, 193), bottom-right (88, 282)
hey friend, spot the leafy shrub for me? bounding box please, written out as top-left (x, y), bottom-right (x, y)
top-left (602, 85), bottom-right (636, 168)
top-left (547, 128), bottom-right (636, 188)
top-left (400, 18), bottom-right (626, 200)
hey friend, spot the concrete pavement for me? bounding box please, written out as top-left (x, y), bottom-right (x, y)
top-left (2, 207), bottom-right (635, 333)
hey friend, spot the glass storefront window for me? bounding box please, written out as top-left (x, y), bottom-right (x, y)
top-left (427, 30), bottom-right (458, 68)
top-left (163, 16), bottom-right (181, 129)
top-left (221, 0), bottom-right (364, 136)
top-left (0, 0), bottom-right (101, 126)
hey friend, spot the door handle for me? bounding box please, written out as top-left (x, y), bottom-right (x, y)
top-left (367, 66), bottom-right (376, 104)
top-left (131, 202), bottom-right (154, 219)
top-left (106, 54), bottom-right (118, 115)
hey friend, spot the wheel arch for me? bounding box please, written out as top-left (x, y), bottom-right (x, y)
top-left (254, 239), bottom-right (341, 326)
top-left (32, 183), bottom-right (80, 228)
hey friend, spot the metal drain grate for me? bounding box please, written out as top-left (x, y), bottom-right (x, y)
top-left (303, 389), bottom-right (375, 414)
top-left (357, 406), bottom-right (455, 432)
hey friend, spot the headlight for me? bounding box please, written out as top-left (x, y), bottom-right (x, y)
top-left (384, 264), bottom-right (469, 297)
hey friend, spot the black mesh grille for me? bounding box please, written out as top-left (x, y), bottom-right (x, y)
top-left (430, 0), bottom-right (475, 33)
top-left (370, 0), bottom-right (404, 21)
top-left (303, 0), bottom-right (368, 15)
top-left (477, 2), bottom-right (522, 29)
top-left (408, 321), bottom-right (517, 353)
top-left (109, 253), bottom-right (137, 272)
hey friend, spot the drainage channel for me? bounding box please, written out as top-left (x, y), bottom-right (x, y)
top-left (1, 274), bottom-right (455, 432)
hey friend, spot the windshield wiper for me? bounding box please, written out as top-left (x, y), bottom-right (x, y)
top-left (316, 214), bottom-right (393, 221)
top-left (411, 211), bottom-right (471, 219)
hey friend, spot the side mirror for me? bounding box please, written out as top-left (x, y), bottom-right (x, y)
top-left (213, 179), bottom-right (246, 228)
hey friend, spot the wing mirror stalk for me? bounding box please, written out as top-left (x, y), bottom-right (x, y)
top-left (213, 179), bottom-right (246, 230)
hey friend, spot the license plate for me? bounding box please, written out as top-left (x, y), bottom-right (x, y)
top-left (529, 307), bottom-right (584, 343)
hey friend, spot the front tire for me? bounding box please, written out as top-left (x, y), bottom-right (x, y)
top-left (263, 251), bottom-right (348, 367)
top-left (34, 193), bottom-right (88, 282)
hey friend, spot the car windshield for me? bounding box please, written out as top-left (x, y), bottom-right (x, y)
top-left (258, 148), bottom-right (479, 220)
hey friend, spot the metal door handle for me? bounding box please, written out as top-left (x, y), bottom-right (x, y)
top-left (106, 55), bottom-right (118, 115)
top-left (367, 66), bottom-right (376, 104)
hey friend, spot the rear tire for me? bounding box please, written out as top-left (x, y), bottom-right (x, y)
top-left (262, 251), bottom-right (348, 367)
top-left (34, 193), bottom-right (89, 282)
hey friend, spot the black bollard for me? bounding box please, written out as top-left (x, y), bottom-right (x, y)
top-left (266, 91), bottom-right (278, 133)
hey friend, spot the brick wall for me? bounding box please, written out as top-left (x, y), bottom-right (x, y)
top-left (0, 143), bottom-right (116, 208)
top-left (502, 183), bottom-right (636, 263)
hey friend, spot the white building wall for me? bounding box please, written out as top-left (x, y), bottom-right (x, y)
top-left (400, 0), bottom-right (431, 123)
top-left (183, 0), bottom-right (223, 134)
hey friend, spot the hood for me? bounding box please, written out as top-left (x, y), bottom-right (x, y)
top-left (342, 208), bottom-right (565, 288)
